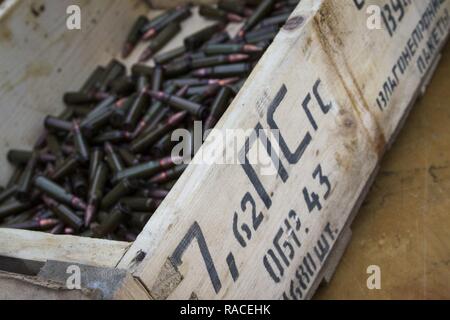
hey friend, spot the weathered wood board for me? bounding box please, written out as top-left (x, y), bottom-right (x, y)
top-left (0, 229), bottom-right (130, 268)
top-left (38, 261), bottom-right (151, 300)
top-left (316, 43), bottom-right (450, 299)
top-left (116, 0), bottom-right (450, 299)
top-left (0, 270), bottom-right (100, 300)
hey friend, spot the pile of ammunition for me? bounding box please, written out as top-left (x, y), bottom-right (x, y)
top-left (0, 0), bottom-right (299, 241)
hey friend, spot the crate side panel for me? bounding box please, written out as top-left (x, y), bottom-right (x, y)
top-left (314, 0), bottom-right (450, 143)
top-left (0, 229), bottom-right (130, 268)
top-left (119, 0), bottom-right (386, 300)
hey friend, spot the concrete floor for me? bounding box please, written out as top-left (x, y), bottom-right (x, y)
top-left (315, 42), bottom-right (450, 300)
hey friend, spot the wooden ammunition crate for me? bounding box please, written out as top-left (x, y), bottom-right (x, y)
top-left (0, 0), bottom-right (449, 299)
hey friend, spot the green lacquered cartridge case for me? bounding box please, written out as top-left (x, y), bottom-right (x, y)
top-left (154, 46), bottom-right (186, 65)
top-left (149, 91), bottom-right (207, 118)
top-left (73, 120), bottom-right (90, 162)
top-left (88, 148), bottom-right (103, 183)
top-left (192, 63), bottom-right (252, 78)
top-left (120, 197), bottom-right (159, 212)
top-left (240, 0), bottom-right (275, 34)
top-left (113, 157), bottom-right (177, 182)
top-left (51, 154), bottom-right (80, 181)
top-left (93, 204), bottom-right (129, 238)
top-left (100, 179), bottom-right (138, 210)
top-left (44, 116), bottom-right (73, 133)
top-left (139, 23), bottom-right (181, 62)
top-left (148, 164), bottom-right (188, 184)
top-left (34, 176), bottom-right (87, 210)
top-left (203, 43), bottom-right (263, 55)
top-left (122, 15), bottom-right (149, 58)
top-left (104, 142), bottom-right (125, 174)
top-left (204, 86), bottom-right (232, 132)
top-left (0, 200), bottom-right (32, 221)
top-left (130, 111), bottom-right (187, 153)
top-left (44, 196), bottom-right (83, 231)
top-left (199, 5), bottom-right (243, 22)
top-left (16, 151), bottom-right (39, 200)
top-left (184, 23), bottom-right (224, 51)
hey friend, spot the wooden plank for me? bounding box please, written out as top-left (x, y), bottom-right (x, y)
top-left (117, 0), bottom-right (450, 299)
top-left (0, 229), bottom-right (130, 268)
top-left (38, 261), bottom-right (151, 299)
top-left (112, 273), bottom-right (152, 300)
top-left (0, 270), bottom-right (100, 300)
top-left (0, 256), bottom-right (44, 275)
top-left (312, 0), bottom-right (450, 147)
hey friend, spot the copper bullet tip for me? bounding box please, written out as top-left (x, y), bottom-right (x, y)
top-left (84, 204), bottom-right (95, 227)
top-left (217, 77), bottom-right (240, 86)
top-left (148, 90), bottom-right (164, 100)
top-left (65, 227), bottom-right (75, 235)
top-left (168, 111), bottom-right (188, 125)
top-left (39, 219), bottom-right (59, 228)
top-left (228, 13), bottom-right (244, 23)
top-left (124, 131), bottom-right (133, 140)
top-left (115, 97), bottom-right (127, 108)
top-left (72, 197), bottom-right (87, 211)
top-left (72, 119), bottom-right (81, 131)
top-left (244, 9), bottom-right (253, 17)
top-left (122, 43), bottom-right (134, 59)
top-left (176, 85), bottom-right (190, 97)
top-left (95, 92), bottom-right (110, 100)
top-left (149, 172), bottom-right (165, 184)
top-left (193, 68), bottom-right (207, 77)
top-left (132, 121), bottom-right (147, 138)
top-left (243, 44), bottom-right (263, 52)
top-left (228, 53), bottom-right (250, 62)
top-left (138, 48), bottom-right (153, 62)
top-left (50, 223), bottom-right (64, 235)
top-left (42, 195), bottom-right (56, 207)
top-left (142, 28), bottom-right (156, 41)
